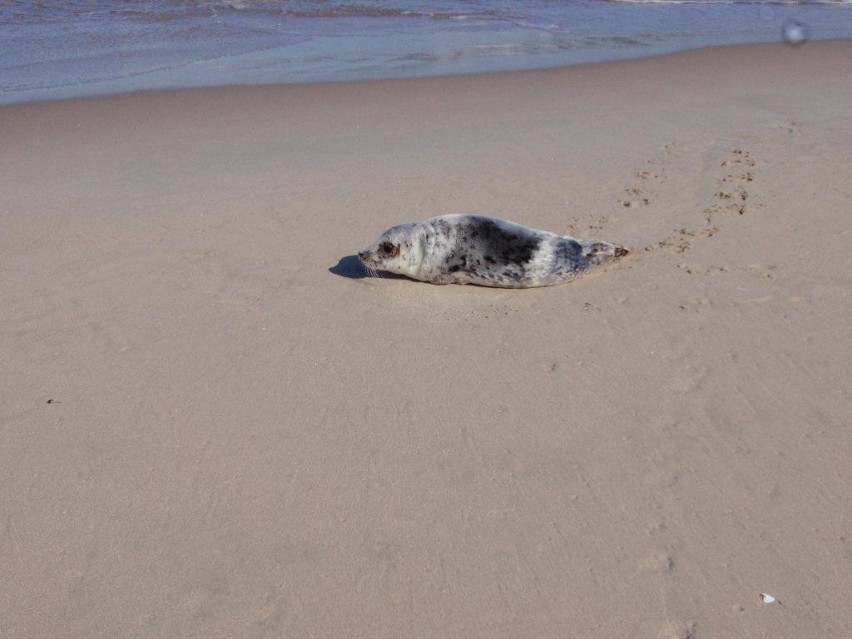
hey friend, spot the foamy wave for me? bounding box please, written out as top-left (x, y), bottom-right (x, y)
top-left (3, 0), bottom-right (852, 105)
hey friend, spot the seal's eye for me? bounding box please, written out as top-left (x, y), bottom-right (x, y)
top-left (379, 242), bottom-right (399, 258)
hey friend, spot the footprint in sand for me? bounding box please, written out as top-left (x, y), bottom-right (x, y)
top-left (677, 263), bottom-right (729, 276)
top-left (617, 142), bottom-right (675, 208)
top-left (658, 620), bottom-right (697, 639)
top-left (704, 148), bottom-right (756, 223)
top-left (643, 147), bottom-right (759, 258)
top-left (564, 213), bottom-right (617, 238)
top-left (618, 184), bottom-right (652, 209)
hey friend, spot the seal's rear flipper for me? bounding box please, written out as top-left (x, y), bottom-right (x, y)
top-left (584, 242), bottom-right (629, 261)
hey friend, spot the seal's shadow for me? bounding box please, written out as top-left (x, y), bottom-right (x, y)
top-left (329, 255), bottom-right (408, 281)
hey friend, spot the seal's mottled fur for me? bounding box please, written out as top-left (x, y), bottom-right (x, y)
top-left (358, 214), bottom-right (628, 288)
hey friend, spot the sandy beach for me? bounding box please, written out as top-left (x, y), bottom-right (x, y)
top-left (2, 41), bottom-right (850, 638)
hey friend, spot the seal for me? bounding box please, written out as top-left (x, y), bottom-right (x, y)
top-left (358, 214), bottom-right (628, 288)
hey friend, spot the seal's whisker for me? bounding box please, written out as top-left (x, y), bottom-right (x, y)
top-left (367, 265), bottom-right (381, 279)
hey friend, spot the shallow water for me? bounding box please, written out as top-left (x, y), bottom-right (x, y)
top-left (1, 0), bottom-right (850, 104)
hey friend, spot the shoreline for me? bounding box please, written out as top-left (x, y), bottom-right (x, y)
top-left (2, 39), bottom-right (851, 638)
top-left (2, 38), bottom-right (850, 108)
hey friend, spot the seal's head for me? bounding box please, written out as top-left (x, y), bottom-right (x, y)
top-left (358, 223), bottom-right (425, 278)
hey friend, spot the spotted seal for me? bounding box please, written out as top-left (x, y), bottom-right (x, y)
top-left (357, 214), bottom-right (628, 288)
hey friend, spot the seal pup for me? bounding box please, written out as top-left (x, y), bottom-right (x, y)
top-left (358, 214), bottom-right (628, 288)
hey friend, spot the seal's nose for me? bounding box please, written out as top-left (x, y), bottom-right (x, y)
top-left (357, 250), bottom-right (368, 261)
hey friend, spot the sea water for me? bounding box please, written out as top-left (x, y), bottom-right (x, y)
top-left (1, 0), bottom-right (850, 104)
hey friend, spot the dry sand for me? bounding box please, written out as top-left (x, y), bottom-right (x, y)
top-left (1, 41), bottom-right (851, 638)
